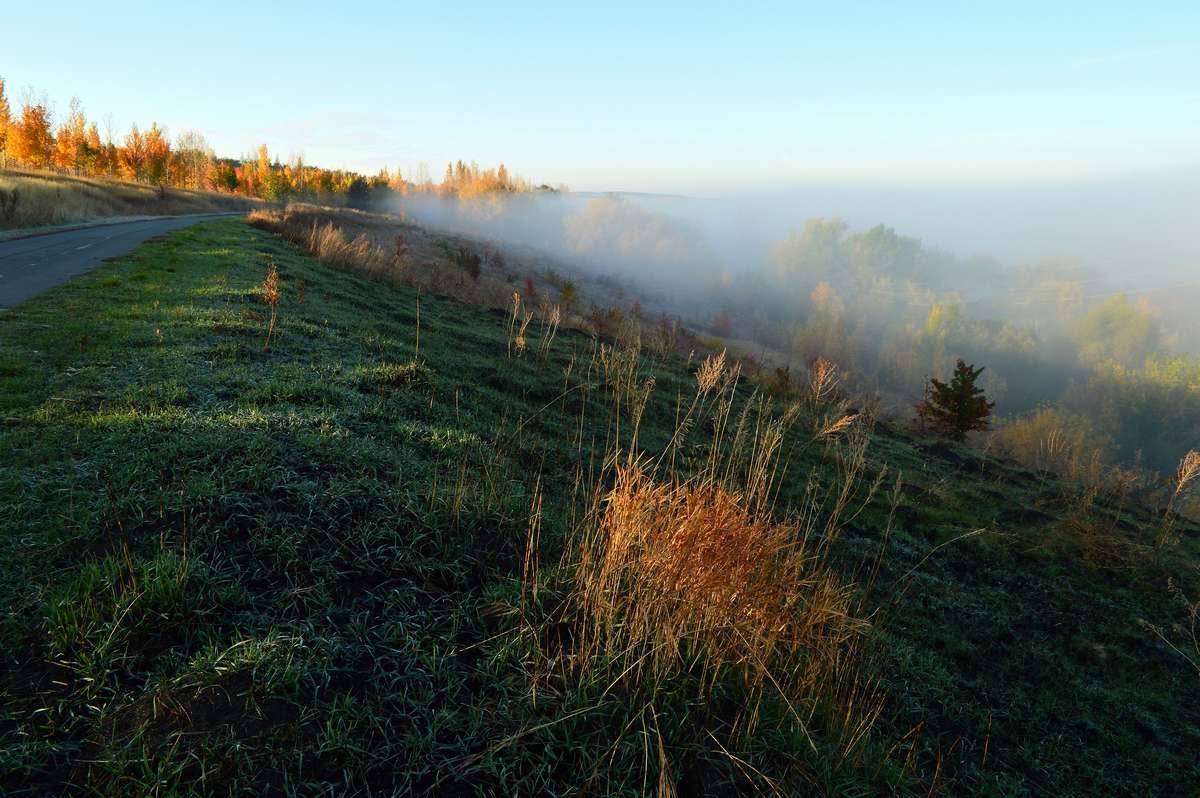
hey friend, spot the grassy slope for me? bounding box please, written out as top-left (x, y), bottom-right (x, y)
top-left (0, 169), bottom-right (261, 233)
top-left (0, 219), bottom-right (1197, 795)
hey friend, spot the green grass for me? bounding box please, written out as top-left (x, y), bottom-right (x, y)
top-left (1, 218), bottom-right (1197, 795)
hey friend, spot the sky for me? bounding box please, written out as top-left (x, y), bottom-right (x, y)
top-left (3, 1), bottom-right (1199, 194)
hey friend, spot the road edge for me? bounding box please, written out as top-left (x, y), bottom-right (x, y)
top-left (0, 212), bottom-right (244, 244)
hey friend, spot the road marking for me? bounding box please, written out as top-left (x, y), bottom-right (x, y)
top-left (75, 243), bottom-right (93, 251)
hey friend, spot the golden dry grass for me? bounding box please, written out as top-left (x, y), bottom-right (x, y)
top-left (247, 203), bottom-right (699, 358)
top-left (0, 168), bottom-right (259, 231)
top-left (306, 220), bottom-right (387, 275)
top-left (992, 406), bottom-right (1112, 488)
top-left (808, 356), bottom-right (842, 405)
top-left (577, 460), bottom-right (863, 694)
top-left (562, 350), bottom-right (883, 751)
top-left (249, 204), bottom-right (525, 313)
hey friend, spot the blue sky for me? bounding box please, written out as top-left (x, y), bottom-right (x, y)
top-left (3, 1), bottom-right (1198, 193)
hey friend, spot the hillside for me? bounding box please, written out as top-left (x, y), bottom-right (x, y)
top-left (0, 169), bottom-right (262, 235)
top-left (1, 218), bottom-right (1197, 795)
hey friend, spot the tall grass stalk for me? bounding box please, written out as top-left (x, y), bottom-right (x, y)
top-left (261, 263), bottom-right (280, 351)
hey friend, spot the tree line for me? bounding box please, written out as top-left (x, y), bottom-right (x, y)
top-left (0, 80), bottom-right (533, 202)
top-left (709, 218), bottom-right (1200, 473)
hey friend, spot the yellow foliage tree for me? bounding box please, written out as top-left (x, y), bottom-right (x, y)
top-left (52, 99), bottom-right (88, 173)
top-left (84, 123), bottom-right (106, 175)
top-left (119, 124), bottom-right (146, 180)
top-left (0, 78), bottom-right (10, 167)
top-left (143, 123), bottom-right (171, 185)
top-left (9, 100), bottom-right (55, 168)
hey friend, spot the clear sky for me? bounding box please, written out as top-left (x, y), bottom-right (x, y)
top-left (3, 1), bottom-right (1198, 193)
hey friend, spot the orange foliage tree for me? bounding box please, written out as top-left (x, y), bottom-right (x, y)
top-left (142, 124), bottom-right (170, 185)
top-left (9, 100), bottom-right (54, 168)
top-left (0, 82), bottom-right (541, 205)
top-left (438, 159), bottom-right (529, 198)
top-left (52, 99), bottom-right (88, 174)
top-left (0, 78), bottom-right (10, 167)
top-left (119, 124), bottom-right (146, 180)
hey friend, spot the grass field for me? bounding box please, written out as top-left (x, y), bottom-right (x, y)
top-left (1, 218), bottom-right (1197, 795)
top-left (0, 169), bottom-right (261, 233)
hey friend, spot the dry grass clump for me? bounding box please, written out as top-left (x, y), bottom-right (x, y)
top-left (249, 206), bottom-right (397, 284)
top-left (778, 356), bottom-right (863, 442)
top-left (562, 351), bottom-right (881, 748)
top-left (306, 220), bottom-right (388, 276)
top-left (989, 412), bottom-right (1198, 566)
top-left (250, 203), bottom-right (524, 314)
top-left (645, 313), bottom-right (681, 359)
top-left (502, 291), bottom-right (563, 360)
top-left (992, 406), bottom-right (1112, 487)
top-left (578, 460), bottom-right (861, 697)
top-left (1054, 487), bottom-right (1147, 569)
top-left (252, 211), bottom-right (390, 281)
top-left (244, 207), bottom-right (277, 227)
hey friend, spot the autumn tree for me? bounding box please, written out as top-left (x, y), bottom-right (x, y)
top-left (257, 143), bottom-right (270, 179)
top-left (311, 167), bottom-right (334, 195)
top-left (143, 124), bottom-right (170, 185)
top-left (924, 300), bottom-right (964, 341)
top-left (794, 281), bottom-right (852, 364)
top-left (10, 98), bottom-right (54, 168)
top-left (83, 123), bottom-right (103, 174)
top-left (210, 160), bottom-right (238, 192)
top-left (290, 154), bottom-right (308, 196)
top-left (0, 81), bottom-right (534, 206)
top-left (0, 78), bottom-right (10, 167)
top-left (436, 158), bottom-right (529, 198)
top-left (92, 123), bottom-right (120, 177)
top-left (386, 165), bottom-right (406, 193)
top-left (1071, 294), bottom-right (1162, 369)
top-left (53, 98), bottom-right (88, 173)
top-left (175, 130), bottom-right (212, 190)
top-left (916, 359), bottom-right (995, 442)
top-left (119, 124), bottom-right (146, 180)
top-left (771, 218), bottom-right (849, 285)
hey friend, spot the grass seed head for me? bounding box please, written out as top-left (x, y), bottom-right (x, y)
top-left (263, 263), bottom-right (280, 307)
top-left (696, 350), bottom-right (726, 394)
top-left (1177, 450), bottom-right (1200, 493)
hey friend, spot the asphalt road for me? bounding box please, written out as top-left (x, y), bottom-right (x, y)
top-left (0, 214), bottom-right (236, 310)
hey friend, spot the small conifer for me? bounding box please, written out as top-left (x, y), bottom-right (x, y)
top-left (916, 359), bottom-right (995, 441)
